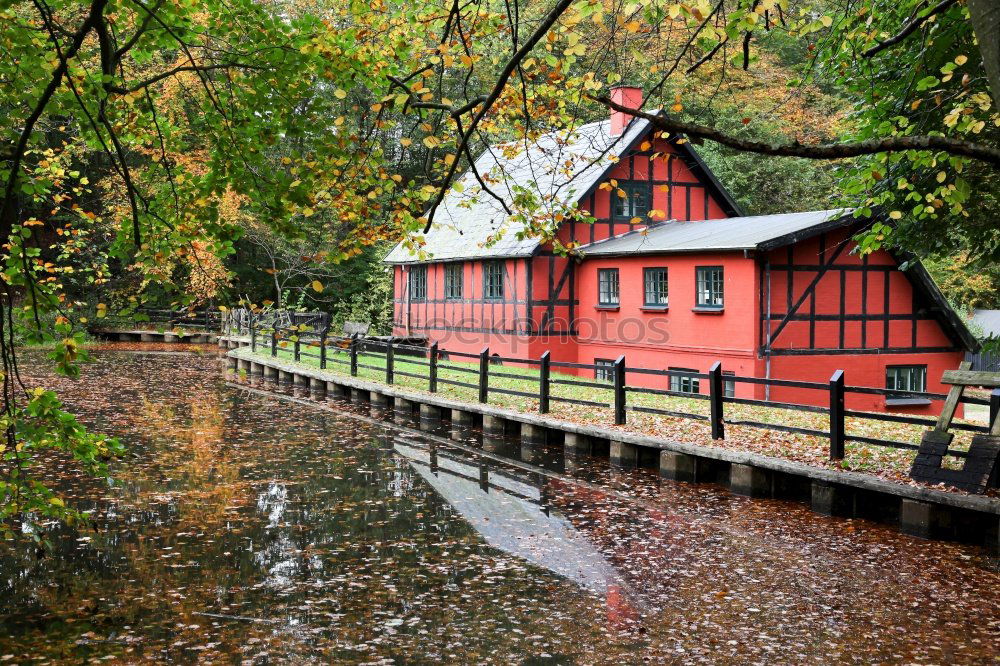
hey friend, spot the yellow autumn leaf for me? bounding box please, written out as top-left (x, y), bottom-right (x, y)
top-left (889, 211), bottom-right (903, 220)
top-left (334, 88), bottom-right (347, 99)
top-left (311, 280), bottom-right (324, 292)
top-left (955, 55), bottom-right (968, 66)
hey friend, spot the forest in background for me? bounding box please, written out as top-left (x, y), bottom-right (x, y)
top-left (6, 0), bottom-right (998, 341)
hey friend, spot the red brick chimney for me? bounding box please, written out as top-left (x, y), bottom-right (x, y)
top-left (609, 86), bottom-right (642, 136)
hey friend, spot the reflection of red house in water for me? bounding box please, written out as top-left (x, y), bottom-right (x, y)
top-left (384, 87), bottom-right (977, 413)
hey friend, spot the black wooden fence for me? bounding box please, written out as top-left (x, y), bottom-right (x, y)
top-left (245, 323), bottom-right (1000, 463)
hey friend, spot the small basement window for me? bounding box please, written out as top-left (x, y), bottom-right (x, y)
top-left (669, 367), bottom-right (700, 394)
top-left (595, 358), bottom-right (616, 382)
top-left (886, 365), bottom-right (927, 393)
top-left (885, 365), bottom-right (929, 405)
top-left (723, 370), bottom-right (736, 398)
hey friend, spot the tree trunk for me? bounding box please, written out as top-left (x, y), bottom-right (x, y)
top-left (969, 0), bottom-right (1000, 109)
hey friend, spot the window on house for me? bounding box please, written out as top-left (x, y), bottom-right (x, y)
top-left (595, 358), bottom-right (616, 382)
top-left (483, 261), bottom-right (504, 300)
top-left (723, 370), bottom-right (736, 398)
top-left (409, 265), bottom-right (427, 300)
top-left (886, 365), bottom-right (927, 393)
top-left (613, 182), bottom-right (651, 220)
top-left (598, 269), bottom-right (619, 306)
top-left (445, 263), bottom-right (463, 300)
top-left (669, 367), bottom-right (700, 394)
top-left (696, 266), bottom-right (724, 308)
top-left (643, 267), bottom-right (669, 306)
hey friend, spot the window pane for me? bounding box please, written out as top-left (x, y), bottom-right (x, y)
top-left (670, 368), bottom-right (699, 394)
top-left (696, 267), bottom-right (724, 307)
top-left (723, 371), bottom-right (735, 398)
top-left (409, 266), bottom-right (427, 300)
top-left (598, 269), bottom-right (619, 305)
top-left (483, 262), bottom-right (504, 299)
top-left (886, 366), bottom-right (927, 392)
top-left (445, 264), bottom-right (463, 300)
top-left (643, 268), bottom-right (668, 306)
top-left (613, 183), bottom-right (652, 220)
top-left (595, 359), bottom-right (615, 381)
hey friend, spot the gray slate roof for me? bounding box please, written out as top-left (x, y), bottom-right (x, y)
top-left (383, 117), bottom-right (652, 264)
top-left (971, 310), bottom-right (1000, 338)
top-left (578, 209), bottom-right (854, 256)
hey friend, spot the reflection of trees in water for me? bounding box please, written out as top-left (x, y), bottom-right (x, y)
top-left (3, 356), bottom-right (652, 662)
top-left (7, 353), bottom-right (998, 663)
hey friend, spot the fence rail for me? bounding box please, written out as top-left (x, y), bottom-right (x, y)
top-left (99, 307), bottom-right (223, 330)
top-left (243, 322), bottom-right (1000, 463)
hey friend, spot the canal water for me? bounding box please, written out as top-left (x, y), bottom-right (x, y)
top-left (1, 349), bottom-right (999, 664)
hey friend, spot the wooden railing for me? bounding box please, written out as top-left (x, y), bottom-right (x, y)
top-left (244, 324), bottom-right (1000, 463)
top-left (99, 307), bottom-right (222, 331)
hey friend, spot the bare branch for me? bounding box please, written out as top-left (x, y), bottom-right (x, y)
top-left (423, 0), bottom-right (577, 232)
top-left (592, 94), bottom-right (1000, 167)
top-left (108, 62), bottom-right (271, 94)
top-left (862, 0), bottom-right (959, 58)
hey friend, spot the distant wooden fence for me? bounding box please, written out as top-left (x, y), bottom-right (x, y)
top-left (222, 308), bottom-right (329, 338)
top-left (99, 307), bottom-right (222, 330)
top-left (966, 349), bottom-right (1000, 372)
top-left (243, 321), bottom-right (1000, 464)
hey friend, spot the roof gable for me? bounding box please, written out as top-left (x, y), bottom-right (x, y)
top-left (384, 115), bottom-right (741, 264)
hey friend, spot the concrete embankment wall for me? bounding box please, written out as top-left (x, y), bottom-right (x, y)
top-left (222, 342), bottom-right (1000, 550)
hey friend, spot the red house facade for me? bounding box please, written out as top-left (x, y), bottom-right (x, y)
top-left (385, 88), bottom-right (976, 413)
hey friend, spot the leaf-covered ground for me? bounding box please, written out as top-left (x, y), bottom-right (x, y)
top-left (247, 344), bottom-right (994, 494)
top-left (2, 347), bottom-right (999, 664)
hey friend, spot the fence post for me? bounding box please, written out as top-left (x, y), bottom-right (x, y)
top-left (990, 388), bottom-right (1000, 430)
top-left (350, 333), bottom-right (359, 377)
top-left (708, 361), bottom-right (725, 440)
top-left (613, 355), bottom-right (626, 425)
top-left (428, 342), bottom-right (438, 393)
top-left (386, 341), bottom-right (395, 384)
top-left (294, 336), bottom-right (301, 362)
top-left (829, 369), bottom-right (845, 460)
top-left (271, 328), bottom-right (277, 357)
top-left (539, 351), bottom-right (551, 414)
top-left (478, 346), bottom-right (489, 403)
top-left (320, 330), bottom-right (328, 369)
top-left (250, 318), bottom-right (256, 353)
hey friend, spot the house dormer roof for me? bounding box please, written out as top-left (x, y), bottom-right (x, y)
top-left (383, 115), bottom-right (742, 264)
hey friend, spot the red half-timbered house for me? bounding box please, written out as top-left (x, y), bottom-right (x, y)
top-left (384, 87), bottom-right (976, 413)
